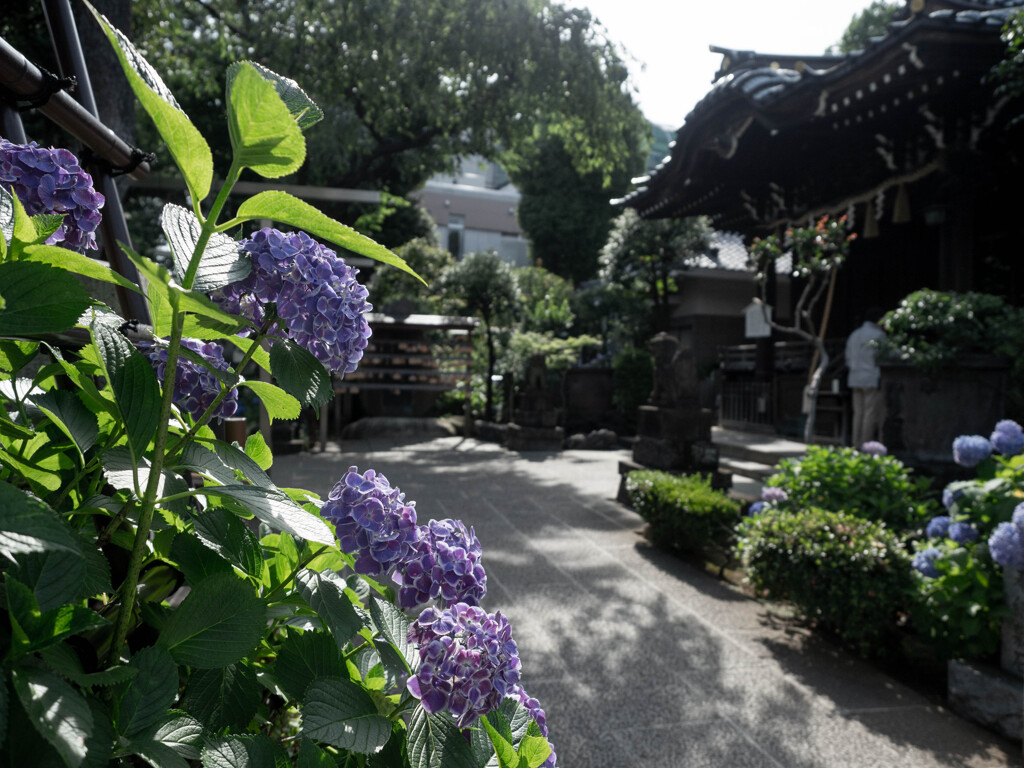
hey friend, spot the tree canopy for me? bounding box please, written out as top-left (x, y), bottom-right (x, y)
top-left (130, 0), bottom-right (648, 199)
top-left (827, 1), bottom-right (902, 55)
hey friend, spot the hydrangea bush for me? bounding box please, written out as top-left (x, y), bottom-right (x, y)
top-left (762, 444), bottom-right (934, 530)
top-left (908, 420), bottom-right (1024, 659)
top-left (0, 10), bottom-right (555, 767)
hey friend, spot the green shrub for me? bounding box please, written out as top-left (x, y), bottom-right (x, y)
top-left (736, 508), bottom-right (913, 656)
top-left (766, 445), bottom-right (934, 530)
top-left (909, 540), bottom-right (1005, 660)
top-left (625, 470), bottom-right (741, 551)
top-left (612, 346), bottom-right (652, 429)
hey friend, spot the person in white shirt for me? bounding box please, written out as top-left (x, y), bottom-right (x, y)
top-left (845, 307), bottom-right (887, 449)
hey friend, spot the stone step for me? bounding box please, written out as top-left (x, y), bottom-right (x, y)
top-left (719, 455), bottom-right (777, 482)
top-left (712, 426), bottom-right (806, 466)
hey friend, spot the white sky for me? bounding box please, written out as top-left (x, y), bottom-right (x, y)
top-left (578, 0), bottom-right (882, 128)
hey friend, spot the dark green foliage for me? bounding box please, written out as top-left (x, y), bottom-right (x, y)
top-left (828, 1), bottom-right (902, 55)
top-left (611, 347), bottom-right (653, 431)
top-left (909, 541), bottom-right (1005, 661)
top-left (736, 508), bottom-right (913, 656)
top-left (765, 445), bottom-right (934, 530)
top-left (625, 470), bottom-right (741, 552)
top-left (991, 8), bottom-right (1024, 126)
top-left (367, 237), bottom-right (455, 315)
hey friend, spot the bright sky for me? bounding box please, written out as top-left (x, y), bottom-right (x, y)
top-left (579, 0), bottom-right (881, 128)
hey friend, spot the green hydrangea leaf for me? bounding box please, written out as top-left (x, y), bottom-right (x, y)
top-left (301, 677), bottom-right (390, 754)
top-left (227, 62), bottom-right (305, 179)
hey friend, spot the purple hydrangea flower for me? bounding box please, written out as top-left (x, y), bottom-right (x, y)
top-left (926, 515), bottom-right (951, 540)
top-left (952, 435), bottom-right (992, 468)
top-left (212, 228), bottom-right (372, 374)
top-left (912, 546), bottom-right (942, 579)
top-left (509, 684), bottom-right (557, 768)
top-left (407, 603), bottom-right (521, 728)
top-left (761, 487), bottom-right (788, 502)
top-left (747, 501), bottom-right (767, 516)
top-left (138, 338), bottom-right (238, 421)
top-left (941, 485), bottom-right (964, 510)
top-left (398, 519), bottom-right (487, 610)
top-left (948, 521), bottom-right (979, 545)
top-left (860, 441), bottom-right (887, 456)
top-left (990, 419), bottom-right (1024, 457)
top-left (321, 466), bottom-right (420, 576)
top-left (0, 139), bottom-right (104, 252)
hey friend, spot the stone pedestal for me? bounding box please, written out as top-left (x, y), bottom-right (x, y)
top-left (632, 405), bottom-right (717, 473)
top-left (947, 660), bottom-right (1023, 741)
top-left (1002, 567), bottom-right (1024, 678)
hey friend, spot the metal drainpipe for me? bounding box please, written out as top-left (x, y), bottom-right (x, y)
top-left (1, 104), bottom-right (28, 143)
top-left (38, 0), bottom-right (150, 324)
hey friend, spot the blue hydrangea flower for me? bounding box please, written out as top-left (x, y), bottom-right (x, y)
top-left (407, 603), bottom-right (521, 728)
top-left (941, 485), bottom-right (965, 510)
top-left (212, 228), bottom-right (372, 374)
top-left (860, 441), bottom-right (887, 456)
top-left (398, 519), bottom-right (487, 610)
top-left (0, 139), bottom-right (104, 252)
top-left (912, 546), bottom-right (942, 579)
top-left (138, 338), bottom-right (238, 421)
top-left (948, 521), bottom-right (979, 544)
top-left (322, 466), bottom-right (420, 576)
top-left (990, 419), bottom-right (1024, 457)
top-left (761, 487), bottom-right (788, 502)
top-left (952, 435), bottom-right (992, 468)
top-left (925, 515), bottom-right (951, 539)
top-left (509, 684), bottom-right (557, 768)
top-left (747, 501), bottom-right (767, 516)
top-left (989, 521), bottom-right (1024, 569)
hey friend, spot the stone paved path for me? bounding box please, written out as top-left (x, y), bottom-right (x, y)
top-left (275, 436), bottom-right (1022, 768)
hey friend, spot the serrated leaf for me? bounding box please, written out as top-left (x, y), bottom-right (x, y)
top-left (295, 570), bottom-right (364, 651)
top-left (86, 4), bottom-right (212, 201)
top-left (201, 485), bottom-right (333, 545)
top-left (182, 664), bottom-right (260, 733)
top-left (161, 203), bottom-right (250, 292)
top-left (12, 665), bottom-right (93, 768)
top-left (231, 191), bottom-right (421, 281)
top-left (408, 707), bottom-right (479, 768)
top-left (31, 212), bottom-right (64, 243)
top-left (23, 244), bottom-right (144, 297)
top-left (227, 62), bottom-right (305, 178)
top-left (101, 446), bottom-right (188, 503)
top-left (195, 437), bottom-right (273, 489)
top-left (238, 379), bottom-right (301, 423)
top-left (86, 308), bottom-right (160, 460)
top-left (0, 480), bottom-right (80, 556)
top-left (301, 677), bottom-right (390, 753)
top-left (171, 532), bottom-right (235, 585)
top-left (368, 597), bottom-right (417, 674)
top-left (273, 631), bottom-right (348, 702)
top-left (297, 739), bottom-right (334, 768)
top-left (174, 442), bottom-right (241, 487)
top-left (0, 261), bottom-right (92, 334)
top-left (192, 507), bottom-right (264, 579)
top-left (119, 645), bottom-right (179, 736)
top-left (10, 546), bottom-right (87, 612)
top-left (0, 338), bottom-right (39, 374)
top-left (482, 716), bottom-right (518, 768)
top-left (516, 735), bottom-right (552, 768)
top-left (32, 389), bottom-right (99, 460)
top-left (159, 573), bottom-right (265, 668)
top-left (228, 62), bottom-right (323, 131)
top-left (39, 644), bottom-right (137, 690)
top-left (6, 574), bottom-right (107, 658)
top-left (0, 184), bottom-right (14, 245)
top-left (202, 735), bottom-right (287, 768)
top-left (244, 431), bottom-right (273, 470)
top-left (268, 339), bottom-right (333, 408)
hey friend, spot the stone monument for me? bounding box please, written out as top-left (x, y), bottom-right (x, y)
top-left (617, 332), bottom-right (726, 502)
top-left (504, 354), bottom-right (564, 451)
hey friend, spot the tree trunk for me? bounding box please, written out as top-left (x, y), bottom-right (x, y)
top-left (485, 322), bottom-right (495, 422)
top-left (803, 341), bottom-right (829, 443)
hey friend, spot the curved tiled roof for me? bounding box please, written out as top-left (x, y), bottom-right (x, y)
top-left (623, 0), bottom-right (1024, 225)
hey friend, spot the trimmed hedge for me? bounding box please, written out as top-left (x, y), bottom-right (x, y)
top-left (736, 507), bottom-right (913, 656)
top-left (625, 470), bottom-right (741, 552)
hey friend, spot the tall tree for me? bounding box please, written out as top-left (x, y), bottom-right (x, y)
top-left (827, 1), bottom-right (902, 55)
top-left (600, 210), bottom-right (711, 334)
top-left (130, 0), bottom-right (647, 199)
top-left (509, 128), bottom-right (646, 285)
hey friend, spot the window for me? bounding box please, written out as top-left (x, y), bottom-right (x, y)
top-left (447, 214), bottom-right (464, 259)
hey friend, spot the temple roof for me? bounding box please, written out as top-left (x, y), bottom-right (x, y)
top-left (621, 0), bottom-right (1024, 234)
